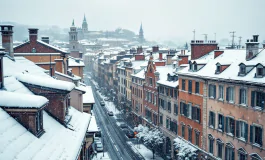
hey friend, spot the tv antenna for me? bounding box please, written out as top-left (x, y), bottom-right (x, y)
top-left (230, 31), bottom-right (236, 49)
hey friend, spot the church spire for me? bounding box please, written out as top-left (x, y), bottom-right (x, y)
top-left (72, 19), bottom-right (75, 26)
top-left (83, 14), bottom-right (86, 22)
top-left (139, 22), bottom-right (144, 43)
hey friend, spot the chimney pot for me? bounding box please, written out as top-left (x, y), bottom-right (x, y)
top-left (28, 28), bottom-right (39, 42)
top-left (0, 25), bottom-right (14, 58)
top-left (41, 37), bottom-right (49, 44)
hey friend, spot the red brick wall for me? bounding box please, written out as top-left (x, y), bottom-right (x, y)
top-left (14, 41), bottom-right (63, 53)
top-left (55, 59), bottom-right (63, 73)
top-left (178, 56), bottom-right (189, 66)
top-left (6, 110), bottom-right (41, 135)
top-left (24, 85), bottom-right (68, 124)
top-left (178, 78), bottom-right (204, 148)
top-left (154, 61), bottom-right (166, 66)
top-left (191, 44), bottom-right (217, 60)
top-left (135, 55), bottom-right (145, 60)
top-left (36, 63), bottom-right (55, 76)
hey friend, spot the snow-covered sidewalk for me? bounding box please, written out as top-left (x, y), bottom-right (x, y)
top-left (92, 152), bottom-right (111, 160)
top-left (127, 141), bottom-right (163, 160)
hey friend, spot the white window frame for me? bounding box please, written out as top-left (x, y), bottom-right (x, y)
top-left (187, 103), bottom-right (192, 119)
top-left (219, 85), bottom-right (224, 100)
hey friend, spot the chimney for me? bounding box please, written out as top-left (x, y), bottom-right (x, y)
top-left (0, 51), bottom-right (6, 89)
top-left (28, 28), bottom-right (38, 42)
top-left (55, 59), bottom-right (63, 73)
top-left (0, 25), bottom-right (14, 58)
top-left (159, 53), bottom-right (163, 61)
top-left (41, 37), bottom-right (49, 44)
top-left (246, 35), bottom-right (259, 60)
top-left (214, 50), bottom-right (224, 58)
top-left (137, 46), bottom-right (143, 54)
top-left (152, 46), bottom-right (159, 53)
top-left (178, 55), bottom-right (189, 66)
top-left (166, 54), bottom-right (174, 65)
top-left (190, 40), bottom-right (218, 60)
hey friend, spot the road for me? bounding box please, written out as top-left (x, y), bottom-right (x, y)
top-left (85, 76), bottom-right (144, 160)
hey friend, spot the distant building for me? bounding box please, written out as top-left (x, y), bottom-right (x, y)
top-left (139, 23), bottom-right (145, 44)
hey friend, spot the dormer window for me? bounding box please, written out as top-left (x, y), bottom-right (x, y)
top-left (256, 65), bottom-right (264, 78)
top-left (189, 62), bottom-right (192, 70)
top-left (240, 66), bottom-right (246, 74)
top-left (216, 64), bottom-right (221, 73)
top-left (194, 64), bottom-right (197, 71)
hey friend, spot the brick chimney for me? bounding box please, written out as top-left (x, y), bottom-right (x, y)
top-left (0, 51), bottom-right (6, 89)
top-left (214, 50), bottom-right (224, 58)
top-left (166, 54), bottom-right (174, 65)
top-left (137, 46), bottom-right (143, 54)
top-left (152, 46), bottom-right (159, 53)
top-left (0, 25), bottom-right (14, 58)
top-left (159, 53), bottom-right (163, 61)
top-left (41, 37), bottom-right (49, 44)
top-left (246, 35), bottom-right (259, 60)
top-left (178, 55), bottom-right (189, 66)
top-left (190, 40), bottom-right (218, 60)
top-left (29, 28), bottom-right (39, 42)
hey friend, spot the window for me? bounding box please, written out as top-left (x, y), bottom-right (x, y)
top-left (166, 88), bottom-right (169, 96)
top-left (256, 66), bottom-right (263, 77)
top-left (36, 111), bottom-right (42, 132)
top-left (32, 48), bottom-right (36, 53)
top-left (239, 88), bottom-right (247, 105)
top-left (225, 144), bottom-right (235, 160)
top-left (209, 84), bottom-right (216, 98)
top-left (226, 117), bottom-right (235, 136)
top-left (189, 63), bottom-right (192, 70)
top-left (251, 91), bottom-right (265, 109)
top-left (208, 135), bottom-right (214, 154)
top-left (166, 118), bottom-right (170, 129)
top-left (160, 86), bottom-right (164, 94)
top-left (182, 79), bottom-right (185, 90)
top-left (188, 127), bottom-right (192, 142)
top-left (170, 89), bottom-right (173, 97)
top-left (182, 124), bottom-right (185, 138)
top-left (217, 139), bottom-right (223, 159)
top-left (149, 78), bottom-right (153, 86)
top-left (218, 114), bottom-right (224, 132)
top-left (226, 87), bottom-right (234, 102)
top-left (187, 103), bottom-right (192, 119)
top-left (219, 85), bottom-right (224, 100)
top-left (171, 121), bottom-right (178, 134)
top-left (195, 131), bottom-right (200, 146)
top-left (154, 95), bottom-right (157, 105)
top-left (195, 82), bottom-right (199, 94)
top-left (174, 89), bottom-right (178, 98)
top-left (240, 66), bottom-right (246, 75)
top-left (170, 121), bottom-right (174, 132)
top-left (250, 125), bottom-right (263, 146)
top-left (192, 106), bottom-right (201, 123)
top-left (209, 111), bottom-right (215, 128)
top-left (174, 104), bottom-right (178, 115)
top-left (167, 102), bottom-right (171, 113)
top-left (216, 64), bottom-right (221, 73)
top-left (194, 64), bottom-right (197, 71)
top-left (188, 80), bottom-right (192, 93)
top-left (238, 148), bottom-right (247, 160)
top-left (250, 153), bottom-right (262, 160)
top-left (160, 114), bottom-right (163, 125)
top-left (236, 121), bottom-right (248, 141)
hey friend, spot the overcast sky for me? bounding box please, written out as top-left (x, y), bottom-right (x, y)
top-left (1, 0), bottom-right (265, 43)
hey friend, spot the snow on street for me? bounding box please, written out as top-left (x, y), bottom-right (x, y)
top-left (92, 152), bottom-right (111, 160)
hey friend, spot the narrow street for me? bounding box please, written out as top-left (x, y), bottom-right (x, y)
top-left (85, 76), bottom-right (144, 160)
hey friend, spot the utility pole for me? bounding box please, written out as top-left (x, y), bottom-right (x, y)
top-left (192, 29), bottom-right (196, 41)
top-left (202, 34), bottom-right (208, 42)
top-left (238, 36), bottom-right (242, 49)
top-left (230, 31), bottom-right (236, 49)
top-left (214, 33), bottom-right (216, 41)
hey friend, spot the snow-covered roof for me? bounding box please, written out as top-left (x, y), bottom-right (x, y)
top-left (87, 116), bottom-right (98, 132)
top-left (37, 40), bottom-right (68, 54)
top-left (68, 56), bottom-right (85, 67)
top-left (4, 76), bottom-right (33, 95)
top-left (55, 71), bottom-right (81, 81)
top-left (132, 68), bottom-right (146, 79)
top-left (157, 80), bottom-right (178, 88)
top-left (0, 91), bottom-right (48, 108)
top-left (16, 74), bottom-right (75, 91)
top-left (156, 65), bottom-right (176, 81)
top-left (81, 86), bottom-right (95, 104)
top-left (178, 49), bottom-right (265, 85)
top-left (0, 106), bottom-right (90, 160)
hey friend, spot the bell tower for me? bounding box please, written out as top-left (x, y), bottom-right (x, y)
top-left (139, 22), bottom-right (144, 44)
top-left (82, 14), bottom-right (88, 33)
top-left (69, 20), bottom-right (79, 58)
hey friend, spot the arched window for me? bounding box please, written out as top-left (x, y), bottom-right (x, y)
top-left (225, 142), bottom-right (234, 160)
top-left (238, 148), bottom-right (247, 160)
top-left (216, 139), bottom-right (224, 159)
top-left (250, 153), bottom-right (262, 160)
top-left (32, 48), bottom-right (36, 53)
top-left (208, 134), bottom-right (214, 154)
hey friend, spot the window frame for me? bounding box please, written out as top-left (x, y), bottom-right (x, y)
top-left (195, 82), bottom-right (200, 94)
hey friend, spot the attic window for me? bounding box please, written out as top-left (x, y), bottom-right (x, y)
top-left (216, 64), bottom-right (221, 74)
top-left (256, 65), bottom-right (263, 77)
top-left (240, 66), bottom-right (246, 75)
top-left (32, 48), bottom-right (36, 53)
top-left (189, 63), bottom-right (192, 70)
top-left (194, 64), bottom-right (197, 71)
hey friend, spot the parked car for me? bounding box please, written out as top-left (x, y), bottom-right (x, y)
top-left (108, 111), bottom-right (114, 116)
top-left (95, 142), bottom-right (103, 152)
top-left (119, 123), bottom-right (128, 129)
top-left (95, 130), bottom-right (102, 137)
top-left (94, 137), bottom-right (101, 143)
top-left (100, 101), bottom-right (105, 106)
top-left (104, 98), bottom-right (109, 101)
top-left (123, 129), bottom-right (135, 138)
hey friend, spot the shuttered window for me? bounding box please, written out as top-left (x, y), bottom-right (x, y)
top-left (174, 104), bottom-right (178, 115)
top-left (209, 84), bottom-right (216, 99)
top-left (209, 111), bottom-right (216, 128)
top-left (188, 80), bottom-right (192, 93)
top-left (226, 87), bottom-right (234, 102)
top-left (195, 82), bottom-right (200, 94)
top-left (236, 121), bottom-right (248, 142)
top-left (182, 79), bottom-right (186, 90)
top-left (217, 114), bottom-right (224, 132)
top-left (239, 88), bottom-right (247, 105)
top-left (188, 127), bottom-right (192, 142)
top-left (250, 125), bottom-right (263, 146)
top-left (226, 117), bottom-right (235, 136)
